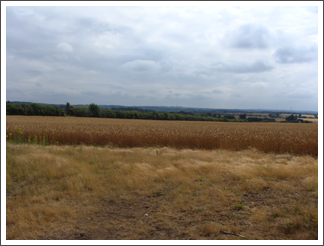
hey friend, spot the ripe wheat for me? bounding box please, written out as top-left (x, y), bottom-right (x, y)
top-left (6, 116), bottom-right (318, 156)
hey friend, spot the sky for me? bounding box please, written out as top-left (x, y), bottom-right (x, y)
top-left (3, 2), bottom-right (323, 111)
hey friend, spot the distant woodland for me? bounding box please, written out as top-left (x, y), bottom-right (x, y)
top-left (6, 102), bottom-right (247, 122)
top-left (6, 102), bottom-right (316, 123)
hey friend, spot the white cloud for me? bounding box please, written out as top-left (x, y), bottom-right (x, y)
top-left (226, 23), bottom-right (272, 49)
top-left (241, 81), bottom-right (269, 88)
top-left (274, 43), bottom-right (318, 63)
top-left (93, 31), bottom-right (122, 48)
top-left (121, 60), bottom-right (160, 72)
top-left (57, 42), bottom-right (73, 52)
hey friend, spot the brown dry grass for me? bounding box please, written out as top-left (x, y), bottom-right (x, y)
top-left (6, 116), bottom-right (318, 156)
top-left (6, 143), bottom-right (318, 240)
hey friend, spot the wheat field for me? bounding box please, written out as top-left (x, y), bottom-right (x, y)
top-left (6, 116), bottom-right (318, 156)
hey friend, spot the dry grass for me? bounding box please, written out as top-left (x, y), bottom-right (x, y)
top-left (6, 116), bottom-right (318, 156)
top-left (6, 143), bottom-right (318, 240)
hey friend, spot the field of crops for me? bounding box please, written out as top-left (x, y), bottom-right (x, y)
top-left (6, 116), bottom-right (318, 156)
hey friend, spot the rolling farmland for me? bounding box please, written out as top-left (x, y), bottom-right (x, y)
top-left (6, 116), bottom-right (319, 240)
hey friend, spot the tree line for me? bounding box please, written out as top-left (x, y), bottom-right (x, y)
top-left (9, 102), bottom-right (314, 123)
top-left (6, 102), bottom-right (64, 116)
top-left (17, 102), bottom-right (312, 123)
top-left (65, 103), bottom-right (247, 122)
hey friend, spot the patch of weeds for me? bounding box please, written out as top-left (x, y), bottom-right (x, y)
top-left (234, 203), bottom-right (245, 211)
top-left (153, 190), bottom-right (165, 197)
top-left (307, 184), bottom-right (317, 191)
top-left (194, 208), bottom-right (203, 213)
top-left (180, 185), bottom-right (187, 190)
top-left (228, 213), bottom-right (240, 219)
top-left (223, 186), bottom-right (233, 192)
top-left (197, 177), bottom-right (204, 182)
top-left (156, 150), bottom-right (163, 156)
top-left (263, 176), bottom-right (277, 181)
top-left (207, 182), bottom-right (213, 186)
top-left (191, 191), bottom-right (199, 197)
top-left (268, 211), bottom-right (281, 221)
top-left (262, 165), bottom-right (271, 171)
top-left (289, 146), bottom-right (294, 156)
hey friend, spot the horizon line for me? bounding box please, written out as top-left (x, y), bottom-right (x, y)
top-left (6, 100), bottom-right (318, 113)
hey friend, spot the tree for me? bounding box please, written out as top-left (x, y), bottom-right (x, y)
top-left (286, 114), bottom-right (297, 121)
top-left (148, 111), bottom-right (159, 120)
top-left (89, 103), bottom-right (100, 117)
top-left (69, 107), bottom-right (90, 117)
top-left (239, 114), bottom-right (247, 119)
top-left (66, 102), bottom-right (71, 113)
top-left (6, 103), bottom-right (14, 115)
top-left (224, 114), bottom-right (235, 119)
top-left (30, 103), bottom-right (41, 115)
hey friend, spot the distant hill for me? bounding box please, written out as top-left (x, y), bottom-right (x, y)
top-left (6, 101), bottom-right (318, 115)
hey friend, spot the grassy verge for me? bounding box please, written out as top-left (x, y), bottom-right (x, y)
top-left (6, 143), bottom-right (318, 240)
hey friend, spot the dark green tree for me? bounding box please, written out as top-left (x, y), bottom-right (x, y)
top-left (89, 103), bottom-right (100, 117)
top-left (66, 102), bottom-right (71, 114)
top-left (286, 114), bottom-right (297, 121)
top-left (224, 114), bottom-right (235, 119)
top-left (6, 103), bottom-right (14, 115)
top-left (239, 114), bottom-right (247, 119)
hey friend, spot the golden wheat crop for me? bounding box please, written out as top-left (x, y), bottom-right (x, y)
top-left (6, 116), bottom-right (318, 156)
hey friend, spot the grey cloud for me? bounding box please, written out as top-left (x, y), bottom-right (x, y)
top-left (5, 6), bottom-right (319, 111)
top-left (274, 44), bottom-right (318, 63)
top-left (121, 60), bottom-right (160, 72)
top-left (57, 42), bottom-right (73, 52)
top-left (80, 90), bottom-right (103, 96)
top-left (232, 94), bottom-right (242, 98)
top-left (135, 95), bottom-right (149, 99)
top-left (73, 17), bottom-right (112, 33)
top-left (226, 23), bottom-right (271, 49)
top-left (286, 90), bottom-right (317, 99)
top-left (212, 60), bottom-right (273, 74)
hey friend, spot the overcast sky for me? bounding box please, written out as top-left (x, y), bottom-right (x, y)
top-left (4, 3), bottom-right (322, 111)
